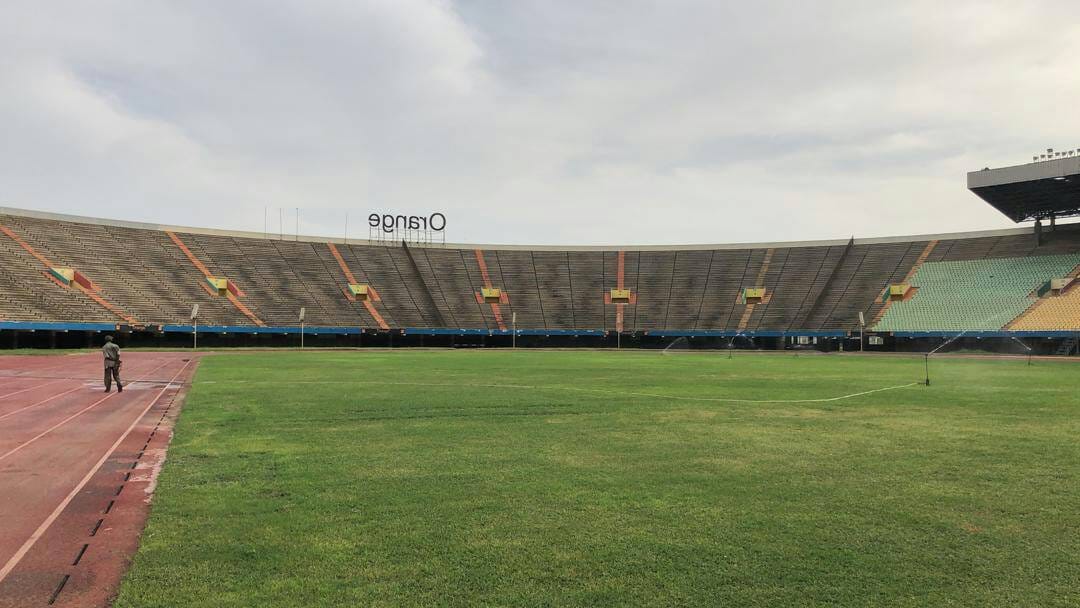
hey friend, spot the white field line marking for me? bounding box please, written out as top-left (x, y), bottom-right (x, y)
top-left (0, 385), bottom-right (84, 422)
top-left (0, 378), bottom-right (68, 401)
top-left (0, 358), bottom-right (178, 463)
top-left (0, 359), bottom-right (192, 586)
top-left (226, 380), bottom-right (922, 404)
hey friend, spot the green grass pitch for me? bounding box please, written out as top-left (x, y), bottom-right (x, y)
top-left (113, 351), bottom-right (1080, 607)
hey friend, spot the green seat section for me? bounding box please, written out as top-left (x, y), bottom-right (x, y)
top-left (874, 254), bottom-right (1080, 331)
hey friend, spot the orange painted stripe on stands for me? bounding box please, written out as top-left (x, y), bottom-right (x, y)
top-left (328, 243), bottom-right (358, 301)
top-left (615, 251), bottom-right (626, 333)
top-left (168, 228), bottom-right (244, 298)
top-left (166, 230), bottom-right (264, 326)
top-left (737, 248), bottom-right (774, 331)
top-left (226, 293), bottom-right (266, 327)
top-left (474, 250), bottom-right (507, 331)
top-left (872, 240), bottom-right (938, 326)
top-left (0, 225), bottom-right (54, 267)
top-left (2, 224), bottom-right (137, 324)
top-left (327, 244), bottom-right (358, 284)
top-left (80, 288), bottom-right (138, 325)
top-left (328, 243), bottom-right (389, 329)
top-left (362, 300), bottom-right (390, 330)
top-left (166, 231), bottom-right (212, 277)
top-left (616, 251), bottom-right (625, 291)
top-left (474, 249), bottom-right (494, 288)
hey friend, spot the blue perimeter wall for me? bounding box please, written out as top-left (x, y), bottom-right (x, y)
top-left (1, 321), bottom-right (1076, 339)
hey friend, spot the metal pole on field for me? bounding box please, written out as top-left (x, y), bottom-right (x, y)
top-left (859, 312), bottom-right (866, 352)
top-left (191, 304), bottom-right (200, 351)
top-left (299, 307), bottom-right (306, 350)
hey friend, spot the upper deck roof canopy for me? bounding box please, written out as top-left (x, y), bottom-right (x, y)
top-left (968, 155), bottom-right (1080, 222)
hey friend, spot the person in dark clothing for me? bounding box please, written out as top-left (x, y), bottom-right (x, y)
top-left (103, 335), bottom-right (123, 393)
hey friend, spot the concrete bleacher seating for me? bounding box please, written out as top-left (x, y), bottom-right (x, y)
top-left (874, 254), bottom-right (1080, 331)
top-left (1, 209), bottom-right (1078, 332)
top-left (1009, 278), bottom-right (1080, 330)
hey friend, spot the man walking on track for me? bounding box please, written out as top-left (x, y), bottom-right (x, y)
top-left (103, 335), bottom-right (123, 393)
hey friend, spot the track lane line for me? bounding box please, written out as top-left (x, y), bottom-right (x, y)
top-left (0, 385), bottom-right (85, 422)
top-left (0, 355), bottom-right (107, 380)
top-left (0, 358), bottom-right (180, 464)
top-left (0, 378), bottom-right (69, 401)
top-left (0, 359), bottom-right (193, 586)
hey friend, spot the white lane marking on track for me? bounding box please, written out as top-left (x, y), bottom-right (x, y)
top-left (0, 359), bottom-right (193, 586)
top-left (0, 378), bottom-right (68, 401)
top-left (0, 358), bottom-right (179, 463)
top-left (0, 385), bottom-right (84, 422)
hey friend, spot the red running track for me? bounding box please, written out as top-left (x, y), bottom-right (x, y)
top-left (0, 352), bottom-right (199, 607)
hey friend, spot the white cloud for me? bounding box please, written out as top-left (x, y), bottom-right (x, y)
top-left (2, 1), bottom-right (1079, 245)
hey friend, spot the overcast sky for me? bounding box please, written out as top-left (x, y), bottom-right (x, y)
top-left (2, 1), bottom-right (1079, 246)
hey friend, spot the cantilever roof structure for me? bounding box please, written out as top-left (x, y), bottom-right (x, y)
top-left (968, 156), bottom-right (1080, 223)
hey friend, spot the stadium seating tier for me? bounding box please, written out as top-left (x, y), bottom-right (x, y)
top-left (1, 211), bottom-right (1078, 332)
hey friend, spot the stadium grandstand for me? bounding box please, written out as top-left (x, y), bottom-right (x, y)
top-left (7, 5), bottom-right (1080, 606)
top-left (2, 158), bottom-right (1079, 355)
